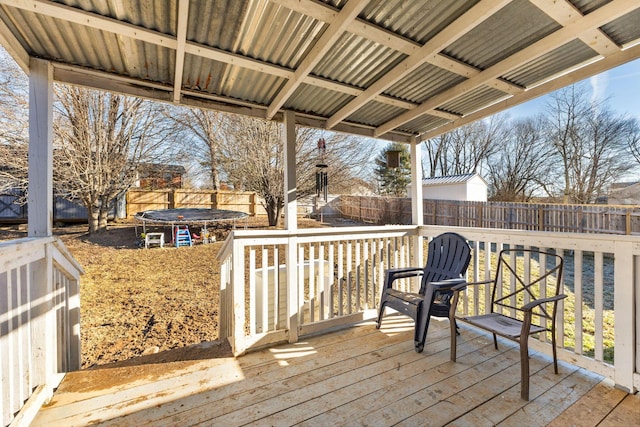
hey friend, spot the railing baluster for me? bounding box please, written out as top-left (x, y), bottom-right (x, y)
top-left (574, 250), bottom-right (583, 354)
top-left (594, 252), bottom-right (604, 362)
top-left (337, 242), bottom-right (344, 317)
top-left (328, 243), bottom-right (335, 319)
top-left (261, 246), bottom-right (268, 333)
top-left (249, 248), bottom-right (256, 335)
top-left (355, 241), bottom-right (361, 312)
top-left (346, 240), bottom-right (352, 314)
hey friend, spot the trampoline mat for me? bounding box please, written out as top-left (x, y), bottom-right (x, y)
top-left (135, 208), bottom-right (248, 223)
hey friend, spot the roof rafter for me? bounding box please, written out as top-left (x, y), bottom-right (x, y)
top-left (375, 0), bottom-right (639, 137)
top-left (173, 0), bottom-right (189, 103)
top-left (326, 0), bottom-right (512, 130)
top-left (1, 0), bottom-right (177, 49)
top-left (265, 0), bottom-right (369, 119)
top-left (530, 0), bottom-right (619, 55)
top-left (419, 42), bottom-right (640, 141)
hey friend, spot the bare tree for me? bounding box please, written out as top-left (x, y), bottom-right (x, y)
top-left (0, 48), bottom-right (29, 198)
top-left (217, 114), bottom-right (374, 226)
top-left (166, 107), bottom-right (224, 189)
top-left (423, 116), bottom-right (505, 177)
top-left (486, 117), bottom-right (557, 201)
top-left (54, 85), bottom-right (175, 233)
top-left (545, 84), bottom-right (636, 203)
top-left (624, 118), bottom-right (640, 166)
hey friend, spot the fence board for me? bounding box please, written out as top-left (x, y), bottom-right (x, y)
top-left (338, 196), bottom-right (640, 235)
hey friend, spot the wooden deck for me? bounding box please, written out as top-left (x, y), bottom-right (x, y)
top-left (33, 317), bottom-right (639, 427)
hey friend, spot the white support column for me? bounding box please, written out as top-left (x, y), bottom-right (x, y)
top-left (283, 110), bottom-right (297, 232)
top-left (614, 240), bottom-right (637, 393)
top-left (410, 137), bottom-right (424, 268)
top-left (283, 110), bottom-right (299, 342)
top-left (28, 58), bottom-right (54, 237)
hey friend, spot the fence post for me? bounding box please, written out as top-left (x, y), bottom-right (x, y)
top-left (626, 208), bottom-right (631, 235)
top-left (538, 206), bottom-right (544, 231)
top-left (613, 240), bottom-right (637, 393)
top-left (168, 189), bottom-right (176, 209)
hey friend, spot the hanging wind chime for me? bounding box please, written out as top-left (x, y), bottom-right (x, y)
top-left (315, 137), bottom-right (328, 202)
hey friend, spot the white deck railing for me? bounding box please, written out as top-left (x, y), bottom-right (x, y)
top-left (0, 237), bottom-right (83, 427)
top-left (217, 224), bottom-right (639, 394)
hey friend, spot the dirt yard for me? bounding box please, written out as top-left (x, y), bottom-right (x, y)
top-left (1, 217), bottom-right (330, 368)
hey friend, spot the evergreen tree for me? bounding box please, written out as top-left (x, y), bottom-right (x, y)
top-left (374, 143), bottom-right (411, 197)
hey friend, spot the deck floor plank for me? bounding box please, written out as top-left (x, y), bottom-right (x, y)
top-left (546, 379), bottom-right (630, 427)
top-left (598, 392), bottom-right (640, 427)
top-left (122, 320), bottom-right (421, 427)
top-left (242, 332), bottom-right (489, 426)
top-left (391, 349), bottom-right (551, 427)
top-left (32, 317), bottom-right (639, 427)
top-left (295, 334), bottom-right (496, 427)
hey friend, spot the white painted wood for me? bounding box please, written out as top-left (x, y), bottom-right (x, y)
top-left (614, 241), bottom-right (636, 393)
top-left (231, 239), bottom-right (246, 355)
top-left (286, 237), bottom-right (299, 343)
top-left (266, 0), bottom-right (369, 119)
top-left (377, 0), bottom-right (640, 137)
top-left (0, 237), bottom-right (81, 425)
top-left (328, 0), bottom-right (511, 130)
top-left (283, 110), bottom-right (297, 232)
top-left (172, 0), bottom-right (189, 103)
top-left (216, 223), bottom-right (638, 391)
top-left (27, 58), bottom-right (53, 237)
top-left (595, 251), bottom-right (604, 362)
top-left (249, 249), bottom-right (256, 335)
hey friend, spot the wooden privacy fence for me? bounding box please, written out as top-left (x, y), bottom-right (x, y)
top-left (126, 189), bottom-right (267, 218)
top-left (338, 195), bottom-right (640, 235)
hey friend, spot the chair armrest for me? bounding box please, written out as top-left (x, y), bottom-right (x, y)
top-left (451, 279), bottom-right (492, 292)
top-left (427, 278), bottom-right (467, 291)
top-left (383, 267), bottom-right (423, 289)
top-left (522, 294), bottom-right (567, 311)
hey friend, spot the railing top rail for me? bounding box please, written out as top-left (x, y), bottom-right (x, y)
top-left (419, 225), bottom-right (640, 252)
top-left (52, 238), bottom-right (85, 276)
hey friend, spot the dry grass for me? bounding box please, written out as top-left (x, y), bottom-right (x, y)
top-left (0, 217), bottom-right (329, 368)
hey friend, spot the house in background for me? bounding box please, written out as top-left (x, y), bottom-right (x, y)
top-left (607, 181), bottom-right (640, 205)
top-left (135, 163), bottom-right (186, 190)
top-left (421, 173), bottom-right (487, 202)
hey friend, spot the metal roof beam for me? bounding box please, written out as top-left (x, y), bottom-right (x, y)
top-left (172, 0), bottom-right (189, 103)
top-left (530, 0), bottom-right (620, 55)
top-left (419, 42), bottom-right (640, 141)
top-left (0, 0), bottom-right (177, 49)
top-left (375, 0), bottom-right (640, 137)
top-left (265, 0), bottom-right (369, 120)
top-left (326, 0), bottom-right (512, 129)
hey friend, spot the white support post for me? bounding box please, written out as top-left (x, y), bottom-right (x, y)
top-left (614, 241), bottom-right (636, 393)
top-left (283, 110), bottom-right (299, 342)
top-left (28, 58), bottom-right (54, 237)
top-left (410, 137), bottom-right (423, 269)
top-left (29, 246), bottom-right (55, 397)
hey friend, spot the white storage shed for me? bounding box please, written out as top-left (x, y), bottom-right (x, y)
top-left (422, 173), bottom-right (487, 202)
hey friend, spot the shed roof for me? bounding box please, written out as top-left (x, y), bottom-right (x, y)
top-left (422, 173), bottom-right (486, 186)
top-left (0, 0), bottom-right (638, 143)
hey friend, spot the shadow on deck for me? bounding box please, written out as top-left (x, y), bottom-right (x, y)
top-left (34, 317), bottom-right (638, 426)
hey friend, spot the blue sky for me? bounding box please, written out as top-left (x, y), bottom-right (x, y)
top-left (505, 58), bottom-right (640, 121)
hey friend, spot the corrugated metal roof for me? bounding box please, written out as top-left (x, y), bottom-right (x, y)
top-left (0, 0), bottom-right (638, 143)
top-left (422, 173), bottom-right (481, 185)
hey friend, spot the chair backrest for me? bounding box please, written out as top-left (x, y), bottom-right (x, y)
top-left (491, 248), bottom-right (564, 328)
top-left (420, 232), bottom-right (471, 294)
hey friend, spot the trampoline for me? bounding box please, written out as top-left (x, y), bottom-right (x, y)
top-left (134, 208), bottom-right (249, 244)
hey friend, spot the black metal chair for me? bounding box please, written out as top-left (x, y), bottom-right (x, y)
top-left (449, 248), bottom-right (565, 400)
top-left (376, 232), bottom-right (471, 353)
